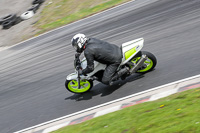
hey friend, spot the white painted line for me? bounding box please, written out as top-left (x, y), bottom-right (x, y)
top-left (42, 121), bottom-right (70, 133)
top-left (149, 88), bottom-right (179, 101)
top-left (15, 74), bottom-right (200, 133)
top-left (0, 46), bottom-right (11, 52)
top-left (94, 105), bottom-right (121, 118)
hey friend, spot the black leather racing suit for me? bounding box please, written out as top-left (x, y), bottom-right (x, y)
top-left (82, 38), bottom-right (122, 85)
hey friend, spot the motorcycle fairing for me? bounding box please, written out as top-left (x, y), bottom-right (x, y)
top-left (121, 38), bottom-right (144, 65)
top-left (67, 59), bottom-right (106, 80)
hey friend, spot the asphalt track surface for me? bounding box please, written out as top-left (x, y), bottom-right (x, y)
top-left (0, 0), bottom-right (200, 132)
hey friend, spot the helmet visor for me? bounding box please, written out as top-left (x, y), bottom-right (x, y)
top-left (73, 43), bottom-right (78, 51)
top-left (72, 38), bottom-right (79, 51)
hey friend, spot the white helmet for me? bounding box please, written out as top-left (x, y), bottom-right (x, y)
top-left (71, 33), bottom-right (87, 53)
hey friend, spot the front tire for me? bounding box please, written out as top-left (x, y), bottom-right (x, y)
top-left (65, 79), bottom-right (93, 94)
top-left (130, 51), bottom-right (157, 73)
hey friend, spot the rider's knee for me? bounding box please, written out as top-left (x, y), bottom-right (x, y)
top-left (101, 78), bottom-right (110, 85)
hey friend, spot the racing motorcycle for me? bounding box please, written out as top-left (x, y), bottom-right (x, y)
top-left (65, 38), bottom-right (157, 94)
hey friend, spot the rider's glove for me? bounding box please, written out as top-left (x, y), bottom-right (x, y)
top-left (75, 53), bottom-right (81, 58)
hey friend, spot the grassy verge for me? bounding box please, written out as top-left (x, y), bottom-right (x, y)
top-left (52, 88), bottom-right (200, 133)
top-left (35, 0), bottom-right (131, 34)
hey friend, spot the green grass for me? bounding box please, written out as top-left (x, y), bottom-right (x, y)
top-left (52, 88), bottom-right (200, 133)
top-left (35, 0), bottom-right (131, 34)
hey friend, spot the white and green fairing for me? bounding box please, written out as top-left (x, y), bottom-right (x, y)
top-left (120, 38), bottom-right (144, 65)
top-left (66, 59), bottom-right (106, 80)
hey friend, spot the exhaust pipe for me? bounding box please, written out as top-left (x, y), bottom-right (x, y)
top-left (129, 55), bottom-right (147, 74)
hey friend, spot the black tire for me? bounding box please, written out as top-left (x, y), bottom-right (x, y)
top-left (65, 79), bottom-right (93, 94)
top-left (130, 51), bottom-right (157, 73)
top-left (32, 0), bottom-right (45, 5)
top-left (13, 16), bottom-right (22, 25)
top-left (0, 14), bottom-right (16, 25)
top-left (28, 4), bottom-right (40, 13)
top-left (20, 11), bottom-right (35, 20)
top-left (0, 18), bottom-right (3, 25)
top-left (2, 20), bottom-right (14, 29)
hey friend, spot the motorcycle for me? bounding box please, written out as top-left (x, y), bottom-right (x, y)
top-left (65, 38), bottom-right (157, 94)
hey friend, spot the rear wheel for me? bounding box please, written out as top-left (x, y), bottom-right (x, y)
top-left (65, 79), bottom-right (93, 94)
top-left (130, 51), bottom-right (157, 73)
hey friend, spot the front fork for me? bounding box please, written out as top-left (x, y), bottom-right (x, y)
top-left (77, 70), bottom-right (81, 89)
top-left (67, 70), bottom-right (93, 89)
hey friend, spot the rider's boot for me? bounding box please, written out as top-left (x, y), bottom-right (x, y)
top-left (109, 67), bottom-right (129, 86)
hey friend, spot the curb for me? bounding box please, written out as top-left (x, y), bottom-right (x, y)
top-left (15, 74), bottom-right (200, 133)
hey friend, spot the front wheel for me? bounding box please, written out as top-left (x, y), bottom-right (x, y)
top-left (65, 79), bottom-right (93, 94)
top-left (130, 51), bottom-right (157, 73)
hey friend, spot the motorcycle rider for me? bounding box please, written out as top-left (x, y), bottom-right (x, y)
top-left (71, 33), bottom-right (129, 85)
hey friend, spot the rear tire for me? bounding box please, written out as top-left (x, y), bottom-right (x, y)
top-left (65, 79), bottom-right (93, 94)
top-left (130, 51), bottom-right (157, 73)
